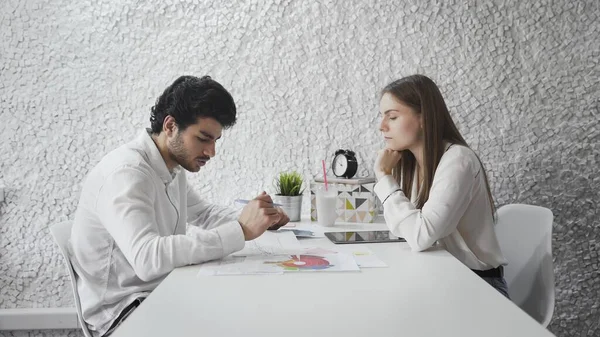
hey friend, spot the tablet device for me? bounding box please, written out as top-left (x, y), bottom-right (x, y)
top-left (325, 231), bottom-right (406, 244)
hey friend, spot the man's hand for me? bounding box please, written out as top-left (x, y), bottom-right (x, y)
top-left (374, 149), bottom-right (402, 180)
top-left (267, 207), bottom-right (290, 231)
top-left (238, 192), bottom-right (282, 240)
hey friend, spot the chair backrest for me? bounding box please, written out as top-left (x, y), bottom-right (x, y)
top-left (49, 221), bottom-right (93, 337)
top-left (495, 204), bottom-right (555, 327)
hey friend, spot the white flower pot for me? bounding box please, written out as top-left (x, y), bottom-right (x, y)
top-left (273, 195), bottom-right (303, 222)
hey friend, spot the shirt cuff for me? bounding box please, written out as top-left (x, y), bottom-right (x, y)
top-left (215, 221), bottom-right (245, 256)
top-left (374, 175), bottom-right (402, 204)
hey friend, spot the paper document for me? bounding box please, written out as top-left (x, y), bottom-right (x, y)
top-left (278, 224), bottom-right (325, 238)
top-left (334, 246), bottom-right (388, 268)
top-left (295, 247), bottom-right (387, 268)
top-left (198, 251), bottom-right (360, 276)
top-left (277, 228), bottom-right (324, 238)
top-left (196, 232), bottom-right (389, 276)
top-left (233, 231), bottom-right (302, 257)
top-left (197, 256), bottom-right (284, 276)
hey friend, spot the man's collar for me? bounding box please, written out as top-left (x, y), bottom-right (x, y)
top-left (138, 129), bottom-right (179, 184)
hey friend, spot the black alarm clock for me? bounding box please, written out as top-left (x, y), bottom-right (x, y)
top-left (332, 149), bottom-right (358, 179)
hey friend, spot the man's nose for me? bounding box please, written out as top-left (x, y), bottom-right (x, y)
top-left (204, 142), bottom-right (216, 157)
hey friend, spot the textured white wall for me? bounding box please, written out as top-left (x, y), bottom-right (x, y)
top-left (1, 1), bottom-right (599, 336)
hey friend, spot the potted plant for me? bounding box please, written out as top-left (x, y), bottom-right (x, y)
top-left (272, 171), bottom-right (304, 222)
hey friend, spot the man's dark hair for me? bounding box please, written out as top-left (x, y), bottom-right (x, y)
top-left (150, 75), bottom-right (237, 134)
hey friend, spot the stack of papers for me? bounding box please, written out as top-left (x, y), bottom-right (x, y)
top-left (277, 228), bottom-right (324, 238)
top-left (197, 230), bottom-right (388, 277)
top-left (232, 231), bottom-right (302, 256)
top-left (334, 246), bottom-right (388, 268)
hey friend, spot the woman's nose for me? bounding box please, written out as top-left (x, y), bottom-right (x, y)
top-left (379, 119), bottom-right (387, 132)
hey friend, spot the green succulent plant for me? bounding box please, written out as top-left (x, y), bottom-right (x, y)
top-left (274, 171), bottom-right (305, 196)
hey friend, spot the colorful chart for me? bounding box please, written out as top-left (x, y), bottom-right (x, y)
top-left (265, 255), bottom-right (333, 271)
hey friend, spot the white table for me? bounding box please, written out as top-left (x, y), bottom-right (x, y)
top-left (112, 218), bottom-right (555, 337)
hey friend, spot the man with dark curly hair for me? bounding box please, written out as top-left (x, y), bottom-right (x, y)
top-left (69, 75), bottom-right (289, 336)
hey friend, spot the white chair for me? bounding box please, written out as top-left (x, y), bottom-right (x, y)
top-left (495, 204), bottom-right (555, 328)
top-left (49, 221), bottom-right (93, 337)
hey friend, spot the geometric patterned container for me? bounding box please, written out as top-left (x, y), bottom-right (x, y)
top-left (310, 182), bottom-right (378, 223)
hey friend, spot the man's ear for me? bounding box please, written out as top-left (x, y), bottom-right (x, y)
top-left (163, 116), bottom-right (178, 136)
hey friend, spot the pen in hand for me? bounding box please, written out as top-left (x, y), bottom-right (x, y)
top-left (234, 199), bottom-right (283, 207)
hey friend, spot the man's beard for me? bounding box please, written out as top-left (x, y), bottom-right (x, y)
top-left (168, 133), bottom-right (197, 172)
